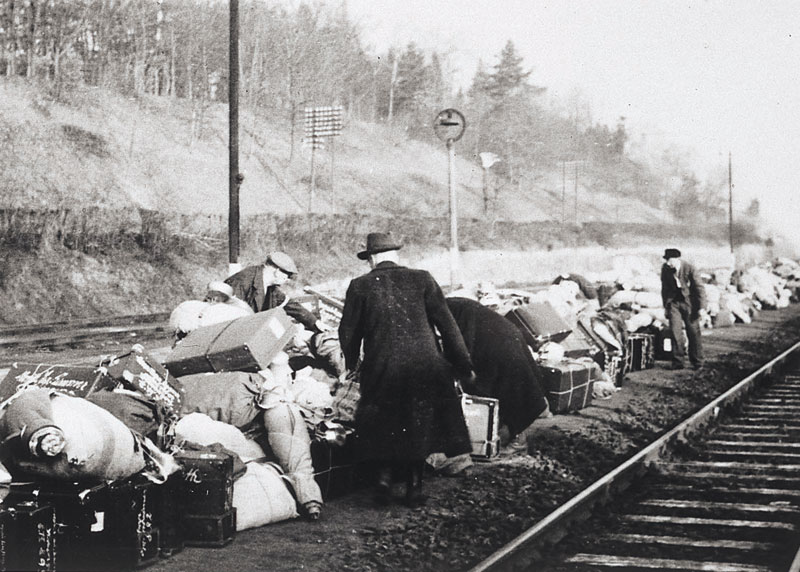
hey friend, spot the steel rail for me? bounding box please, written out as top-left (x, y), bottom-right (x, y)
top-left (469, 340), bottom-right (800, 572)
top-left (0, 313), bottom-right (171, 350)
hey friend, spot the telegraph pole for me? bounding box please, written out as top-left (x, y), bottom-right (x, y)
top-left (728, 151), bottom-right (734, 254)
top-left (228, 0), bottom-right (241, 275)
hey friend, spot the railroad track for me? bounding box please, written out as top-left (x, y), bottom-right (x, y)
top-left (0, 291), bottom-right (343, 353)
top-left (471, 342), bottom-right (800, 572)
top-left (0, 313), bottom-right (171, 351)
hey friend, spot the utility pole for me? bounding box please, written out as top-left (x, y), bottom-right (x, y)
top-left (562, 160), bottom-right (566, 225)
top-left (228, 0), bottom-right (241, 275)
top-left (574, 162), bottom-right (579, 226)
top-left (728, 151), bottom-right (734, 254)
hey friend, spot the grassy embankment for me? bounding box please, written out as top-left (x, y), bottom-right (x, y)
top-left (0, 80), bottom-right (766, 324)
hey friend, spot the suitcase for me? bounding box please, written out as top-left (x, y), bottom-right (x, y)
top-left (174, 450), bottom-right (234, 516)
top-left (183, 509), bottom-right (236, 547)
top-left (3, 479), bottom-right (159, 572)
top-left (103, 346), bottom-right (185, 412)
top-left (559, 330), bottom-right (603, 360)
top-left (0, 499), bottom-right (57, 572)
top-left (505, 302), bottom-right (572, 350)
top-left (461, 394), bottom-right (500, 460)
top-left (0, 363), bottom-right (114, 406)
top-left (625, 333), bottom-right (655, 372)
top-left (538, 359), bottom-right (601, 414)
top-left (164, 308), bottom-right (297, 377)
top-left (108, 477), bottom-right (161, 569)
top-left (152, 472), bottom-right (185, 557)
top-left (311, 436), bottom-right (357, 501)
top-left (598, 351), bottom-right (625, 386)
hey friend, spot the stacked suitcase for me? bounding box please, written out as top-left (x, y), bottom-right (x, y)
top-left (504, 302), bottom-right (572, 349)
top-left (174, 450), bottom-right (237, 548)
top-left (164, 307), bottom-right (296, 377)
top-left (538, 359), bottom-right (602, 414)
top-left (625, 333), bottom-right (655, 372)
top-left (0, 477), bottom-right (160, 572)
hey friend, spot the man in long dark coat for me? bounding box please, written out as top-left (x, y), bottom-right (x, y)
top-left (446, 297), bottom-right (548, 441)
top-left (338, 233), bottom-right (474, 507)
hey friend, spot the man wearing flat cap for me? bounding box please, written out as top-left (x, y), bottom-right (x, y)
top-left (338, 232), bottom-right (475, 508)
top-left (225, 251), bottom-right (323, 332)
top-left (660, 248), bottom-right (707, 370)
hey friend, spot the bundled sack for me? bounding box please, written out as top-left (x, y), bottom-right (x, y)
top-left (1, 389), bottom-right (149, 481)
top-left (290, 368), bottom-right (335, 428)
top-left (603, 290), bottom-right (663, 310)
top-left (175, 412), bottom-right (265, 462)
top-left (233, 461), bottom-right (299, 529)
top-left (180, 371), bottom-right (265, 429)
top-left (330, 369), bottom-right (360, 423)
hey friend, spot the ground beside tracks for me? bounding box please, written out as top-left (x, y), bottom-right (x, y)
top-left (136, 304), bottom-right (800, 572)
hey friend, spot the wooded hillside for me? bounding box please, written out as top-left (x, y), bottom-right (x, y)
top-left (0, 0), bottom-right (744, 226)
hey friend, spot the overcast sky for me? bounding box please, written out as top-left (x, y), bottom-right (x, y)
top-left (343, 0), bottom-right (800, 248)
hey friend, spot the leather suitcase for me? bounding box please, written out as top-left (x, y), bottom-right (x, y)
top-left (461, 394), bottom-right (500, 460)
top-left (152, 472), bottom-right (185, 557)
top-left (559, 330), bottom-right (602, 359)
top-left (0, 363), bottom-right (114, 406)
top-left (103, 346), bottom-right (185, 412)
top-left (3, 479), bottom-right (159, 572)
top-left (538, 359), bottom-right (601, 414)
top-left (174, 450), bottom-right (234, 516)
top-left (505, 302), bottom-right (572, 349)
top-left (183, 510), bottom-right (236, 548)
top-left (625, 333), bottom-right (655, 371)
top-left (164, 308), bottom-right (296, 377)
top-left (0, 500), bottom-right (57, 572)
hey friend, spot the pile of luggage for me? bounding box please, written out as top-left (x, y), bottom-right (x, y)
top-left (0, 304), bottom-right (355, 571)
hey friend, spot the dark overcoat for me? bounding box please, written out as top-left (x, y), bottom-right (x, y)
top-left (224, 264), bottom-right (318, 330)
top-left (446, 297), bottom-right (547, 437)
top-left (338, 261), bottom-right (473, 462)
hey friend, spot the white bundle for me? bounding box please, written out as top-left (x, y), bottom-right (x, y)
top-left (20, 394), bottom-right (147, 481)
top-left (233, 461), bottom-right (299, 530)
top-left (605, 290), bottom-right (663, 309)
top-left (175, 412), bottom-right (265, 462)
top-left (537, 341), bottom-right (565, 364)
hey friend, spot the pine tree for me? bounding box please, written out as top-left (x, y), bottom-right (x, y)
top-left (488, 40), bottom-right (531, 98)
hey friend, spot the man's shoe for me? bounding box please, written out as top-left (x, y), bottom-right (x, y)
top-left (403, 487), bottom-right (428, 508)
top-left (373, 482), bottom-right (391, 506)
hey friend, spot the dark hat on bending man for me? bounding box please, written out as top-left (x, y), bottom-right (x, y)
top-left (663, 248), bottom-right (682, 260)
top-left (357, 232), bottom-right (402, 260)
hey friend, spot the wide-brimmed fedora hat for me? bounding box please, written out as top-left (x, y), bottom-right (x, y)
top-left (663, 248), bottom-right (682, 260)
top-left (357, 232), bottom-right (402, 260)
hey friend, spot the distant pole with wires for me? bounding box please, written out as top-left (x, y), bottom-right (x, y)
top-left (728, 151), bottom-right (734, 254)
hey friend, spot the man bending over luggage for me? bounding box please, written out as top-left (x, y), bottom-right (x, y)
top-left (446, 297), bottom-right (548, 451)
top-left (225, 251), bottom-right (329, 333)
